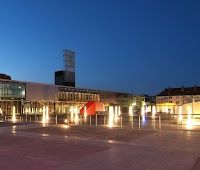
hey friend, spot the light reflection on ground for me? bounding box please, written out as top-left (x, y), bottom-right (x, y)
top-left (0, 123), bottom-right (200, 169)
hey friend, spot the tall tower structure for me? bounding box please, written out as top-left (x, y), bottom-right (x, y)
top-left (55, 49), bottom-right (75, 87)
top-left (64, 49), bottom-right (75, 73)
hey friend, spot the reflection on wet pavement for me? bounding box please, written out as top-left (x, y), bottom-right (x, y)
top-left (0, 123), bottom-right (200, 169)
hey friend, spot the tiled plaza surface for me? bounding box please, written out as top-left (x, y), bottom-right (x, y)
top-left (0, 123), bottom-right (200, 169)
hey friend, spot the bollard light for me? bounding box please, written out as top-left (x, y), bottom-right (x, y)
top-left (64, 119), bottom-right (68, 124)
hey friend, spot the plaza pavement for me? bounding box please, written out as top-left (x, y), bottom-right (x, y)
top-left (0, 123), bottom-right (200, 169)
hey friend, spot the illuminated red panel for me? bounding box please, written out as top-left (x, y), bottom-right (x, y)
top-left (80, 101), bottom-right (105, 115)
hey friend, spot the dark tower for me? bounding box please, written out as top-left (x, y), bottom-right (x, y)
top-left (55, 50), bottom-right (75, 87)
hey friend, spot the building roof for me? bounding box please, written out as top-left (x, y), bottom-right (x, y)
top-left (0, 78), bottom-right (136, 97)
top-left (157, 86), bottom-right (200, 96)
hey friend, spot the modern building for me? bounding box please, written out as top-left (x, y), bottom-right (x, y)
top-left (0, 49), bottom-right (144, 117)
top-left (0, 78), bottom-right (141, 116)
top-left (156, 86), bottom-right (200, 113)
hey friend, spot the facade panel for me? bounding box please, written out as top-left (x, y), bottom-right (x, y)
top-left (26, 83), bottom-right (58, 101)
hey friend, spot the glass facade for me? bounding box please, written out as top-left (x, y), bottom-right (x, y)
top-left (0, 81), bottom-right (25, 115)
top-left (0, 81), bottom-right (25, 99)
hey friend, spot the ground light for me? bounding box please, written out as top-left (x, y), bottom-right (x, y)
top-left (62, 124), bottom-right (70, 129)
top-left (118, 106), bottom-right (121, 116)
top-left (12, 125), bottom-right (16, 134)
top-left (141, 106), bottom-right (146, 122)
top-left (42, 106), bottom-right (49, 125)
top-left (114, 106), bottom-right (119, 122)
top-left (186, 118), bottom-right (193, 130)
top-left (70, 106), bottom-right (74, 121)
top-left (84, 106), bottom-right (87, 121)
top-left (74, 106), bottom-right (79, 125)
top-left (178, 106), bottom-right (183, 123)
top-left (69, 106), bottom-right (80, 125)
top-left (62, 118), bottom-right (70, 128)
top-left (12, 106), bottom-right (16, 123)
top-left (108, 106), bottom-right (114, 128)
top-left (64, 119), bottom-right (68, 124)
top-left (129, 105), bottom-right (133, 116)
top-left (152, 106), bottom-right (156, 118)
top-left (186, 106), bottom-right (193, 129)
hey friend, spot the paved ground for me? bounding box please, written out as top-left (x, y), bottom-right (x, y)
top-left (0, 123), bottom-right (200, 169)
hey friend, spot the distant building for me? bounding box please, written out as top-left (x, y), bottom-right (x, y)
top-left (156, 86), bottom-right (200, 113)
top-left (0, 73), bottom-right (11, 80)
top-left (144, 95), bottom-right (156, 105)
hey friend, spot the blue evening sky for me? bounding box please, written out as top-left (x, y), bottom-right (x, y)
top-left (0, 0), bottom-right (199, 95)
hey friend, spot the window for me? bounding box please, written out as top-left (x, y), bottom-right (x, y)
top-left (0, 81), bottom-right (25, 99)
